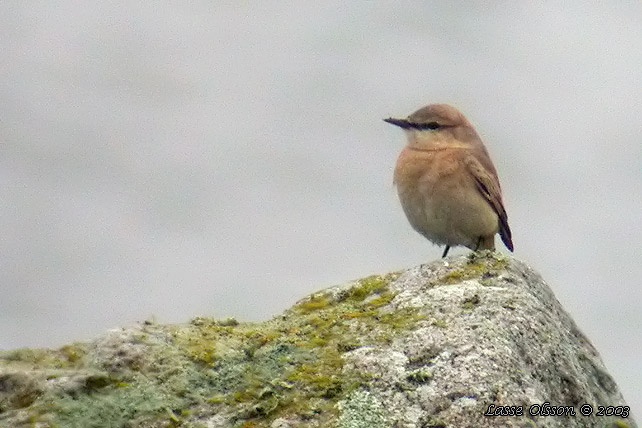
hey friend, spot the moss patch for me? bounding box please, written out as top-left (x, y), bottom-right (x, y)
top-left (0, 271), bottom-right (425, 427)
top-left (440, 252), bottom-right (508, 285)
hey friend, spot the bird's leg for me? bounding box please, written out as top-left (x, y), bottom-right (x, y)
top-left (441, 245), bottom-right (450, 258)
top-left (474, 237), bottom-right (482, 251)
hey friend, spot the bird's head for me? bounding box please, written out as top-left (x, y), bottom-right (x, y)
top-left (384, 104), bottom-right (481, 150)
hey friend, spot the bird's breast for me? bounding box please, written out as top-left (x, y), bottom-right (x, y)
top-left (393, 147), bottom-right (498, 246)
top-left (394, 148), bottom-right (451, 242)
top-left (394, 147), bottom-right (459, 200)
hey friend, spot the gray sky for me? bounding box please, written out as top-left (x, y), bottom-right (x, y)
top-left (1, 1), bottom-right (641, 416)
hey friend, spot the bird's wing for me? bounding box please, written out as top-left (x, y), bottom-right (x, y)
top-left (464, 154), bottom-right (514, 251)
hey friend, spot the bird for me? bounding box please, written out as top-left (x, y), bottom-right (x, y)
top-left (384, 103), bottom-right (513, 258)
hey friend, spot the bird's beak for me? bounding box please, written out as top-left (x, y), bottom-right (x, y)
top-left (383, 117), bottom-right (412, 129)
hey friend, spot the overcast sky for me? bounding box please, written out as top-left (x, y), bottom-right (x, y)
top-left (1, 1), bottom-right (640, 417)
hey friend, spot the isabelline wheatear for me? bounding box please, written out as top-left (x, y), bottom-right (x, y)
top-left (384, 103), bottom-right (513, 258)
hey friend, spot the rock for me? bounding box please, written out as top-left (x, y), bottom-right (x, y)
top-left (0, 253), bottom-right (636, 427)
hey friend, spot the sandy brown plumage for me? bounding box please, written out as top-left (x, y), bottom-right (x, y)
top-left (385, 104), bottom-right (513, 257)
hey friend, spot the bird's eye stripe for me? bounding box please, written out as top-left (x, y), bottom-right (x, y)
top-left (410, 122), bottom-right (441, 130)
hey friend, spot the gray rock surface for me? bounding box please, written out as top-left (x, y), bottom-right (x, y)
top-left (0, 253), bottom-right (636, 427)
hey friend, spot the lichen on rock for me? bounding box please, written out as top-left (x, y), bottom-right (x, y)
top-left (0, 253), bottom-right (636, 428)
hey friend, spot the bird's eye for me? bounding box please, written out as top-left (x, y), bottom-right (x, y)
top-left (422, 122), bottom-right (441, 130)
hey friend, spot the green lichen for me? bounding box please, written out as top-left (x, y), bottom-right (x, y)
top-left (59, 344), bottom-right (87, 365)
top-left (366, 291), bottom-right (396, 308)
top-left (294, 294), bottom-right (331, 312)
top-left (421, 417), bottom-right (448, 428)
top-left (1, 348), bottom-right (48, 364)
top-left (339, 273), bottom-right (399, 303)
top-left (49, 381), bottom-right (185, 428)
top-left (440, 252), bottom-right (507, 285)
top-left (337, 389), bottom-right (389, 428)
top-left (431, 319), bottom-right (448, 328)
top-left (0, 343), bottom-right (88, 370)
top-left (0, 269), bottom-right (426, 427)
top-left (199, 270), bottom-right (418, 426)
top-left (461, 294), bottom-right (481, 310)
top-left (406, 369), bottom-right (432, 384)
top-left (611, 420), bottom-right (630, 428)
